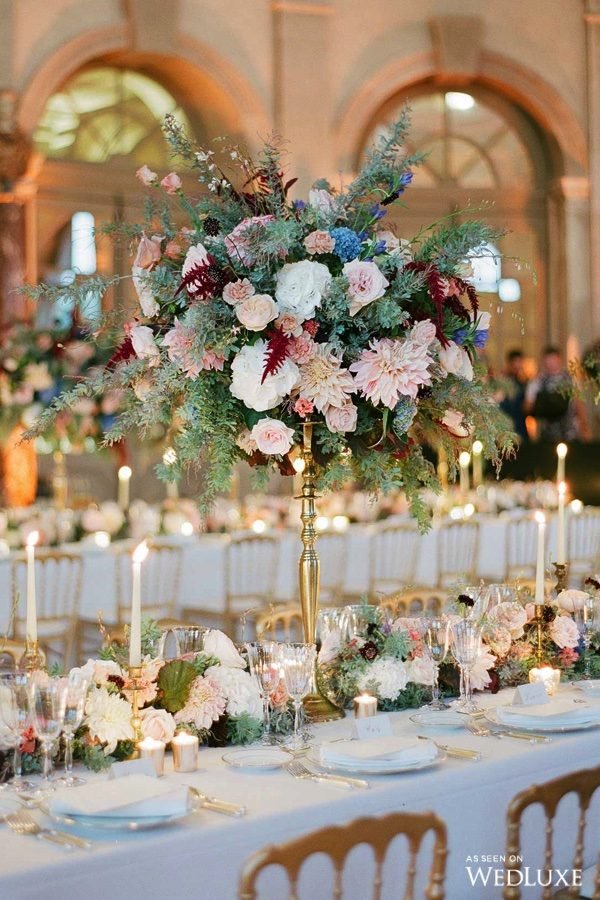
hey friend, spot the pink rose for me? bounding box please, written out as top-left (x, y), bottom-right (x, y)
top-left (164, 240), bottom-right (183, 259)
top-left (130, 325), bottom-right (160, 367)
top-left (140, 707), bottom-right (176, 743)
top-left (160, 172), bottom-right (182, 194)
top-left (325, 403), bottom-right (358, 434)
top-left (556, 590), bottom-right (588, 612)
top-left (294, 397), bottom-right (314, 417)
top-left (223, 278), bottom-right (255, 305)
top-left (441, 409), bottom-right (472, 437)
top-left (488, 601), bottom-right (527, 639)
top-left (549, 615), bottom-right (580, 649)
top-left (134, 233), bottom-right (162, 270)
top-left (343, 259), bottom-right (389, 316)
top-left (250, 417), bottom-right (295, 455)
top-left (276, 313), bottom-right (303, 336)
top-left (224, 215), bottom-right (276, 265)
top-left (439, 341), bottom-right (474, 381)
top-left (235, 294), bottom-right (278, 331)
top-left (136, 165), bottom-right (158, 186)
top-left (289, 334), bottom-right (316, 364)
top-left (304, 230), bottom-right (335, 255)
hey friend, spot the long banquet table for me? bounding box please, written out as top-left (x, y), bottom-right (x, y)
top-left (0, 686), bottom-right (598, 900)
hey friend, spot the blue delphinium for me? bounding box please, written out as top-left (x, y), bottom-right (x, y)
top-left (392, 397), bottom-right (418, 437)
top-left (329, 227), bottom-right (362, 263)
top-left (454, 325), bottom-right (489, 348)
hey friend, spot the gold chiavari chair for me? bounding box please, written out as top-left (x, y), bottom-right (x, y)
top-left (569, 507), bottom-right (600, 584)
top-left (223, 534), bottom-right (279, 638)
top-left (11, 549), bottom-right (82, 668)
top-left (503, 765), bottom-right (600, 900)
top-left (436, 520), bottom-right (480, 588)
top-left (0, 638), bottom-right (46, 669)
top-left (505, 514), bottom-right (538, 581)
top-left (316, 531), bottom-right (347, 606)
top-left (255, 604), bottom-right (304, 642)
top-left (239, 810), bottom-right (448, 900)
top-left (368, 521), bottom-right (422, 599)
top-left (379, 588), bottom-right (447, 620)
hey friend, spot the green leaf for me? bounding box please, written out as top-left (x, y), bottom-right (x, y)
top-left (157, 659), bottom-right (197, 713)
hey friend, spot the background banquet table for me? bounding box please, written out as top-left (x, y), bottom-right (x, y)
top-left (0, 687), bottom-right (597, 900)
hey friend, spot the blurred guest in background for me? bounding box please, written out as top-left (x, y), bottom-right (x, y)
top-left (499, 349), bottom-right (528, 440)
top-left (525, 346), bottom-right (590, 441)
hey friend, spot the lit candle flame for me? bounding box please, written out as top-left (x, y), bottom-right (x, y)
top-left (118, 465), bottom-right (132, 480)
top-left (472, 440), bottom-right (483, 455)
top-left (26, 531), bottom-right (39, 548)
top-left (534, 511), bottom-right (545, 525)
top-left (556, 443), bottom-right (568, 460)
top-left (132, 540), bottom-right (149, 564)
top-left (558, 481), bottom-right (566, 497)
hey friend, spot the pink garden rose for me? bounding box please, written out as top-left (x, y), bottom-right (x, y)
top-left (438, 341), bottom-right (474, 381)
top-left (130, 325), bottom-right (160, 367)
top-left (276, 312), bottom-right (303, 336)
top-left (488, 601), bottom-right (528, 639)
top-left (549, 615), bottom-right (580, 649)
top-left (133, 233), bottom-right (162, 270)
top-left (250, 417), bottom-right (295, 455)
top-left (289, 334), bottom-right (316, 364)
top-left (441, 409), bottom-right (472, 437)
top-left (556, 589), bottom-right (589, 612)
top-left (224, 215), bottom-right (276, 266)
top-left (304, 230), bottom-right (335, 255)
top-left (235, 294), bottom-right (278, 331)
top-left (325, 403), bottom-right (358, 434)
top-left (136, 164), bottom-right (157, 185)
top-left (293, 397), bottom-right (314, 417)
top-left (223, 278), bottom-right (255, 305)
top-left (164, 240), bottom-right (183, 259)
top-left (140, 707), bottom-right (176, 743)
top-left (163, 319), bottom-right (224, 377)
top-left (160, 172), bottom-right (182, 194)
top-left (343, 259), bottom-right (389, 316)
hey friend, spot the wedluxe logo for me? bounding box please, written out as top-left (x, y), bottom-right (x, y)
top-left (464, 856), bottom-right (582, 891)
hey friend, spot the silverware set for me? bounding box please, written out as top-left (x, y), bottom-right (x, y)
top-left (466, 718), bottom-right (550, 743)
top-left (186, 786), bottom-right (247, 817)
top-left (416, 736), bottom-right (481, 761)
top-left (286, 759), bottom-right (370, 789)
top-left (2, 811), bottom-right (92, 850)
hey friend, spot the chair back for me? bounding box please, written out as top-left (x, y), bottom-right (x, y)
top-left (225, 534), bottom-right (279, 634)
top-left (503, 765), bottom-right (600, 900)
top-left (0, 638), bottom-right (46, 669)
top-left (568, 508), bottom-right (600, 579)
top-left (316, 531), bottom-right (347, 605)
top-left (437, 520), bottom-right (480, 587)
top-left (11, 550), bottom-right (82, 667)
top-left (255, 604), bottom-right (304, 642)
top-left (369, 522), bottom-right (421, 597)
top-left (115, 542), bottom-right (183, 624)
top-left (505, 515), bottom-right (538, 580)
top-left (240, 810), bottom-right (448, 900)
top-left (380, 588), bottom-right (446, 619)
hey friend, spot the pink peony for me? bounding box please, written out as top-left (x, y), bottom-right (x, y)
top-left (294, 397), bottom-right (314, 418)
top-left (160, 172), bottom-right (182, 194)
top-left (289, 334), bottom-right (316, 364)
top-left (549, 615), bottom-right (580, 649)
top-left (174, 674), bottom-right (226, 731)
top-left (136, 164), bottom-right (157, 185)
top-left (223, 278), bottom-right (255, 305)
top-left (224, 215), bottom-right (276, 265)
top-left (130, 325), bottom-right (160, 367)
top-left (325, 403), bottom-right (358, 434)
top-left (343, 259), bottom-right (389, 316)
top-left (250, 417), bottom-right (295, 455)
top-left (439, 341), bottom-right (474, 381)
top-left (441, 409), bottom-right (472, 437)
top-left (350, 321), bottom-right (436, 408)
top-left (133, 233), bottom-right (162, 270)
top-left (304, 230), bottom-right (335, 255)
top-left (235, 294), bottom-right (278, 331)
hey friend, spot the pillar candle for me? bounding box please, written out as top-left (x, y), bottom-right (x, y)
top-left (534, 512), bottom-right (546, 605)
top-left (118, 466), bottom-right (132, 511)
top-left (172, 732), bottom-right (199, 772)
top-left (25, 531), bottom-right (39, 643)
top-left (129, 541), bottom-right (148, 667)
top-left (472, 440), bottom-right (483, 488)
top-left (459, 451), bottom-right (471, 496)
top-left (556, 443), bottom-right (567, 484)
top-left (557, 482), bottom-right (566, 565)
top-left (138, 737), bottom-right (165, 776)
top-left (353, 694), bottom-right (378, 718)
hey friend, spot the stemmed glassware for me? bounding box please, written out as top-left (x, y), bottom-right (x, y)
top-left (28, 677), bottom-right (67, 791)
top-left (421, 618), bottom-right (450, 709)
top-left (574, 596), bottom-right (597, 680)
top-left (0, 672), bottom-right (36, 792)
top-left (245, 641), bottom-right (281, 744)
top-left (279, 642), bottom-right (316, 751)
top-left (451, 620), bottom-right (482, 712)
top-left (55, 672), bottom-right (89, 787)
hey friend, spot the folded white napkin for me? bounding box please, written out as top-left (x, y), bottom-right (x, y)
top-left (320, 735), bottom-right (437, 769)
top-left (49, 774), bottom-right (190, 818)
top-left (497, 698), bottom-right (600, 727)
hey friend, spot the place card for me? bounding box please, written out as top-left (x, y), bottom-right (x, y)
top-left (354, 714), bottom-right (393, 740)
top-left (512, 683), bottom-right (549, 707)
top-left (109, 758), bottom-right (157, 780)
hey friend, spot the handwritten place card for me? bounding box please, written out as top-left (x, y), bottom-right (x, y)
top-left (512, 683), bottom-right (549, 706)
top-left (109, 758), bottom-right (157, 780)
top-left (354, 714), bottom-right (393, 740)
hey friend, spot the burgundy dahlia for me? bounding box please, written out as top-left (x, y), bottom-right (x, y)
top-left (359, 641), bottom-right (379, 661)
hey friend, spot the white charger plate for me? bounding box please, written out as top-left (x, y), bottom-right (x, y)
top-left (409, 710), bottom-right (465, 730)
top-left (307, 744), bottom-right (443, 776)
top-left (485, 707), bottom-right (600, 734)
top-left (43, 806), bottom-right (191, 831)
top-left (222, 747), bottom-right (292, 770)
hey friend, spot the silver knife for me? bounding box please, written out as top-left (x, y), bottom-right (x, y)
top-left (306, 771), bottom-right (370, 789)
top-left (187, 787), bottom-right (246, 817)
top-left (417, 736), bottom-right (481, 760)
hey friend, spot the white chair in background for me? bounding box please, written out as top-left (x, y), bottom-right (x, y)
top-left (368, 521), bottom-right (421, 599)
top-left (315, 530), bottom-right (347, 606)
top-left (568, 507), bottom-right (600, 584)
top-left (505, 514), bottom-right (538, 580)
top-left (436, 520), bottom-right (480, 588)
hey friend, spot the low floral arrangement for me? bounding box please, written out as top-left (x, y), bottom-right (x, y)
top-left (26, 110), bottom-right (514, 528)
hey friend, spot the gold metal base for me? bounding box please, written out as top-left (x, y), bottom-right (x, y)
top-left (553, 562), bottom-right (568, 595)
top-left (128, 665), bottom-right (144, 751)
top-left (303, 691), bottom-right (345, 723)
top-left (18, 640), bottom-right (44, 673)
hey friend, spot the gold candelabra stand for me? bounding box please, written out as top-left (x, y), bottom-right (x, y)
top-left (19, 639), bottom-right (44, 673)
top-left (532, 606), bottom-right (545, 666)
top-left (128, 665), bottom-right (144, 756)
top-left (553, 562), bottom-right (568, 595)
top-left (298, 422), bottom-right (344, 722)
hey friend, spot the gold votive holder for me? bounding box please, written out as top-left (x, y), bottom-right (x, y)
top-left (172, 732), bottom-right (199, 772)
top-left (553, 562), bottom-right (568, 595)
top-left (138, 737), bottom-right (165, 776)
top-left (529, 666), bottom-right (561, 697)
top-left (128, 665), bottom-right (144, 752)
top-left (353, 693), bottom-right (378, 718)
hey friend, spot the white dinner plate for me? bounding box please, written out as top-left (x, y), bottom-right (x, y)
top-left (43, 806), bottom-right (191, 832)
top-left (409, 710), bottom-right (465, 730)
top-left (574, 680), bottom-right (600, 697)
top-left (485, 707), bottom-right (600, 734)
top-left (0, 793), bottom-right (23, 817)
top-left (222, 747), bottom-right (292, 770)
top-left (307, 745), bottom-right (444, 776)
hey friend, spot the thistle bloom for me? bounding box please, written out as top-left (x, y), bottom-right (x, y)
top-left (297, 343), bottom-right (354, 412)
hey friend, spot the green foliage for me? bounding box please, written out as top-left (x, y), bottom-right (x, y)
top-left (156, 659), bottom-right (197, 713)
top-left (226, 714), bottom-right (263, 745)
top-left (192, 652), bottom-right (220, 676)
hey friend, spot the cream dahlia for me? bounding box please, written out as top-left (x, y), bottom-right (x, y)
top-left (297, 344), bottom-right (354, 412)
top-left (174, 674), bottom-right (226, 731)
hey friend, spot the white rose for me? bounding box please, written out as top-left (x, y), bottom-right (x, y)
top-left (275, 260), bottom-right (332, 321)
top-left (132, 266), bottom-right (159, 318)
top-left (549, 615), bottom-right (580, 649)
top-left (556, 589), bottom-right (589, 613)
top-left (130, 325), bottom-right (160, 367)
top-left (407, 655), bottom-right (435, 686)
top-left (250, 417), bottom-right (295, 455)
top-left (487, 601), bottom-right (528, 639)
top-left (230, 340), bottom-right (299, 411)
top-left (343, 259), bottom-right (389, 316)
top-left (438, 341), bottom-right (474, 381)
top-left (140, 707), bottom-right (176, 743)
top-left (205, 665), bottom-right (262, 719)
top-left (203, 629), bottom-right (246, 668)
top-left (324, 403), bottom-right (358, 434)
top-left (235, 294), bottom-right (278, 331)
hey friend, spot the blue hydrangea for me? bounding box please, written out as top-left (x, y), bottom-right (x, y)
top-left (329, 227), bottom-right (362, 262)
top-left (392, 398), bottom-right (417, 437)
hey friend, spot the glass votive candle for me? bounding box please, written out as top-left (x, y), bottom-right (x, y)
top-left (138, 737), bottom-right (165, 776)
top-left (353, 693), bottom-right (378, 718)
top-left (172, 732), bottom-right (199, 772)
top-left (529, 666), bottom-right (561, 697)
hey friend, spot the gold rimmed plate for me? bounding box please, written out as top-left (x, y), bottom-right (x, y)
top-left (485, 707), bottom-right (600, 734)
top-left (307, 744), bottom-right (445, 776)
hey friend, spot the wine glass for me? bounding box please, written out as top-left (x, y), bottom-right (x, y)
top-left (54, 672), bottom-right (89, 787)
top-left (0, 673), bottom-right (36, 792)
top-left (451, 620), bottom-right (482, 712)
top-left (279, 642), bottom-right (316, 751)
top-left (28, 677), bottom-right (67, 790)
top-left (421, 618), bottom-right (450, 709)
top-left (245, 641), bottom-right (281, 744)
top-left (574, 596), bottom-right (597, 680)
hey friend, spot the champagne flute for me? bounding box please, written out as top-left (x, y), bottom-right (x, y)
top-left (245, 641), bottom-right (281, 744)
top-left (574, 596), bottom-right (597, 680)
top-left (421, 618), bottom-right (450, 709)
top-left (28, 677), bottom-right (67, 791)
top-left (451, 621), bottom-right (482, 712)
top-left (280, 642), bottom-right (316, 751)
top-left (54, 672), bottom-right (89, 787)
top-left (0, 673), bottom-right (36, 792)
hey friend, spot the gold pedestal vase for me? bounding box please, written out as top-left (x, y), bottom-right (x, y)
top-left (297, 423), bottom-right (344, 722)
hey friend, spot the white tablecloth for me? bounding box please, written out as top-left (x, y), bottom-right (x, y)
top-left (0, 687), bottom-right (597, 900)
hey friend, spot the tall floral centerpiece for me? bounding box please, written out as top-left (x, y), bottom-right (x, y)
top-left (27, 112), bottom-right (514, 683)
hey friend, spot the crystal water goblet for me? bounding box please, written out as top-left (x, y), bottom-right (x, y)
top-left (28, 677), bottom-right (67, 790)
top-left (421, 618), bottom-right (450, 709)
top-left (0, 673), bottom-right (36, 792)
top-left (574, 596), bottom-right (597, 680)
top-left (451, 620), bottom-right (482, 712)
top-left (245, 641), bottom-right (281, 744)
top-left (279, 642), bottom-right (316, 751)
top-left (54, 672), bottom-right (90, 787)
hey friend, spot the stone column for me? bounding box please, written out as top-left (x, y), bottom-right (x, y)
top-left (558, 176), bottom-right (593, 349)
top-left (585, 0), bottom-right (600, 335)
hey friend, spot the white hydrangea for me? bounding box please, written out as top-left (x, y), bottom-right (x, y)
top-left (357, 658), bottom-right (408, 701)
top-left (230, 340), bottom-right (299, 411)
top-left (275, 260), bottom-right (332, 320)
top-left (205, 665), bottom-right (262, 719)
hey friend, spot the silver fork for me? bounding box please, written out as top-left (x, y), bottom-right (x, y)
top-left (286, 759), bottom-right (369, 789)
top-left (4, 812), bottom-right (92, 849)
top-left (186, 786), bottom-right (246, 818)
top-left (466, 720), bottom-right (550, 743)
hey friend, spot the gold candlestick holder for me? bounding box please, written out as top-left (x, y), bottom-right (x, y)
top-left (553, 562), bottom-right (568, 595)
top-left (128, 665), bottom-right (144, 756)
top-left (19, 640), bottom-right (44, 673)
top-left (297, 422), bottom-right (344, 723)
top-left (532, 606), bottom-right (545, 667)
